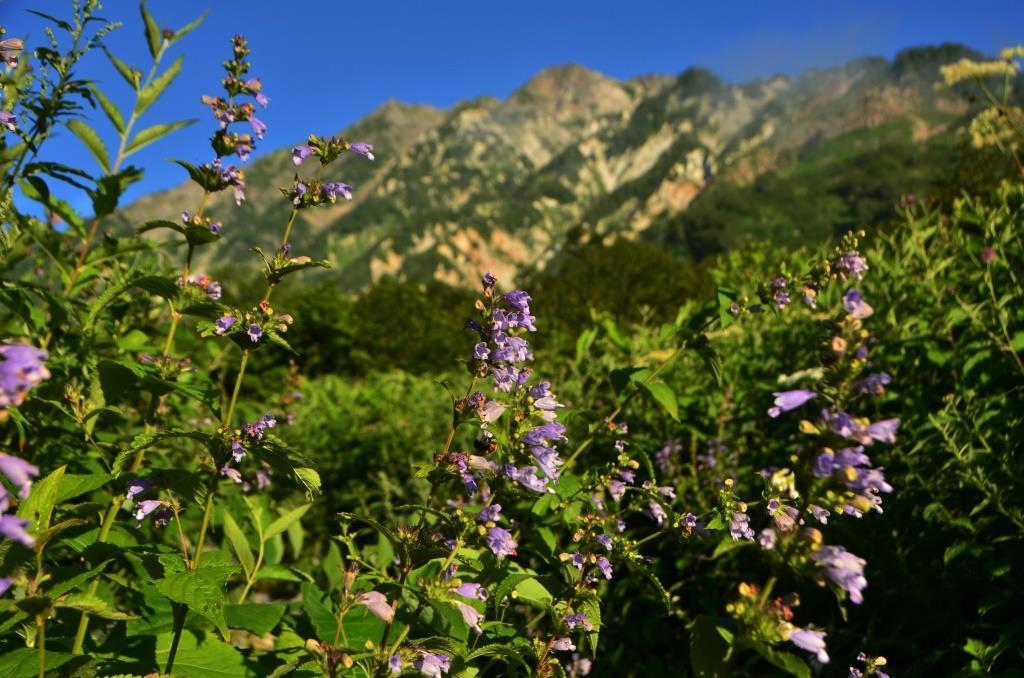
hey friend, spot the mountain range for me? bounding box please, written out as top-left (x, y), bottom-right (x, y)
top-left (116, 43), bottom-right (987, 289)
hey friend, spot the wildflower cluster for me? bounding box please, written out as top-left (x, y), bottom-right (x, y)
top-left (283, 133), bottom-right (374, 208)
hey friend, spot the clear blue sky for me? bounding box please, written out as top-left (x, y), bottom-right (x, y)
top-left (1, 0), bottom-right (1022, 210)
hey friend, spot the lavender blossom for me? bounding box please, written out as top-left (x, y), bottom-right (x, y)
top-left (356, 591), bottom-right (394, 622)
top-left (552, 637), bottom-right (576, 652)
top-left (837, 251), bottom-right (869, 280)
top-left (477, 504), bottom-right (502, 523)
top-left (321, 181), bottom-right (353, 201)
top-left (0, 515), bottom-right (34, 547)
top-left (125, 479), bottom-right (153, 502)
top-left (595, 556), bottom-right (613, 580)
top-left (455, 600), bottom-right (484, 635)
top-left (768, 389), bottom-right (817, 418)
top-left (596, 534), bottom-right (613, 551)
top-left (729, 511), bottom-right (755, 541)
top-left (133, 499), bottom-right (168, 528)
top-left (454, 582), bottom-right (488, 601)
top-left (0, 345), bottom-right (51, 410)
top-left (414, 652), bottom-right (451, 677)
top-left (812, 545), bottom-right (868, 604)
top-left (215, 316), bottom-right (236, 336)
top-left (0, 453), bottom-right (38, 499)
top-left (248, 323), bottom-right (263, 343)
top-left (855, 373), bottom-right (891, 395)
top-left (292, 144), bottom-right (314, 165)
top-left (349, 141), bottom-right (375, 160)
top-left (485, 526), bottom-right (517, 559)
top-left (789, 628), bottom-right (830, 663)
top-left (389, 655), bottom-right (402, 675)
top-left (843, 289), bottom-right (874, 320)
top-left (0, 111), bottom-right (16, 132)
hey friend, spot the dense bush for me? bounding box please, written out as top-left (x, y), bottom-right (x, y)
top-left (0, 4), bottom-right (1022, 677)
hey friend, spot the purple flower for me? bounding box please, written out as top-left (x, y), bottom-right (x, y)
top-left (768, 389), bottom-right (817, 418)
top-left (729, 511), bottom-right (755, 541)
top-left (646, 500), bottom-right (667, 527)
top-left (255, 469), bottom-right (271, 490)
top-left (838, 251), bottom-right (869, 280)
top-left (531, 447), bottom-right (563, 480)
top-left (477, 504), bottom-right (502, 523)
top-left (0, 345), bottom-right (51, 410)
top-left (248, 115), bottom-right (267, 139)
top-left (292, 144), bottom-right (314, 165)
top-left (291, 181), bottom-right (307, 205)
top-left (0, 453), bottom-right (39, 499)
top-left (866, 418), bottom-right (899, 444)
top-left (516, 466), bottom-right (551, 493)
top-left (855, 373), bottom-right (891, 396)
top-left (569, 653), bottom-right (592, 676)
top-left (0, 515), bottom-right (34, 547)
top-left (812, 545), bottom-right (868, 604)
top-left (608, 479), bottom-right (626, 502)
top-left (414, 651), bottom-right (451, 677)
top-left (0, 111), bottom-right (16, 132)
top-left (596, 534), bottom-right (613, 551)
top-left (356, 591), bottom-right (394, 622)
top-left (595, 556), bottom-right (613, 580)
top-left (789, 628), bottom-right (830, 663)
top-left (349, 141), bottom-right (375, 160)
top-left (455, 600), bottom-right (483, 635)
top-left (485, 526), bottom-right (517, 559)
top-left (758, 527), bottom-right (777, 549)
top-left (505, 290), bottom-right (532, 311)
top-left (809, 504), bottom-right (830, 524)
top-left (125, 478), bottom-right (153, 502)
top-left (221, 466), bottom-right (244, 484)
top-left (215, 316), bottom-right (236, 336)
top-left (656, 439), bottom-right (682, 474)
top-left (683, 513), bottom-right (698, 531)
top-left (389, 655), bottom-right (402, 675)
top-left (552, 637), bottom-right (576, 652)
top-left (231, 441), bottom-right (247, 462)
top-left (321, 182), bottom-right (353, 201)
top-left (843, 288), bottom-right (874, 320)
top-left (454, 582), bottom-right (488, 601)
top-left (133, 499), bottom-right (167, 527)
top-left (473, 342), bottom-right (490, 360)
top-left (0, 578), bottom-right (10, 596)
top-left (565, 613), bottom-right (593, 631)
top-left (482, 272), bottom-right (497, 294)
top-left (248, 323), bottom-right (263, 343)
top-left (522, 422), bottom-right (567, 447)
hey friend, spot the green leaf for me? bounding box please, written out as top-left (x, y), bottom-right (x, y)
top-left (512, 577), bottom-right (552, 606)
top-left (225, 603), bottom-right (286, 635)
top-left (264, 503), bottom-right (311, 541)
top-left (102, 48), bottom-right (141, 91)
top-left (67, 119), bottom-right (110, 173)
top-left (140, 1), bottom-right (164, 59)
top-left (636, 378), bottom-right (679, 421)
top-left (125, 119), bottom-right (195, 156)
top-left (300, 582), bottom-right (337, 641)
top-left (87, 83), bottom-right (125, 134)
top-left (0, 648), bottom-right (74, 678)
top-left (57, 593), bottom-right (137, 620)
top-left (172, 10), bottom-right (208, 43)
top-left (493, 573), bottom-right (534, 606)
top-left (155, 630), bottom-right (247, 678)
top-left (17, 179), bottom-right (85, 237)
top-left (745, 640), bottom-right (811, 678)
top-left (56, 473), bottom-right (110, 504)
top-left (690, 615), bottom-right (731, 678)
top-left (221, 509), bottom-right (255, 578)
top-left (135, 54), bottom-right (183, 116)
top-left (16, 465), bottom-right (65, 535)
top-left (133, 275), bottom-right (180, 300)
top-left (153, 565), bottom-right (236, 636)
top-left (578, 597), bottom-right (601, 656)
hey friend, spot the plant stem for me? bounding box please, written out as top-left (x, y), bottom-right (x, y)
top-left (36, 615), bottom-right (45, 678)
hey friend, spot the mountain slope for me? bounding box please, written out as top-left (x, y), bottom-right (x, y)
top-left (116, 44), bottom-right (987, 289)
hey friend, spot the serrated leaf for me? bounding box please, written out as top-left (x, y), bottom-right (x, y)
top-left (264, 503), bottom-right (311, 541)
top-left (125, 119), bottom-right (195, 156)
top-left (87, 83), bottom-right (125, 134)
top-left (745, 640), bottom-right (812, 678)
top-left (140, 1), bottom-right (164, 59)
top-left (67, 119), bottom-right (110, 173)
top-left (133, 275), bottom-right (180, 300)
top-left (299, 582), bottom-right (337, 641)
top-left (153, 565), bottom-right (236, 636)
top-left (221, 509), bottom-right (254, 578)
top-left (135, 54), bottom-right (183, 116)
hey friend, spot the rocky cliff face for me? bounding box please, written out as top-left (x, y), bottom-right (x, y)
top-left (116, 45), bottom-right (981, 289)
